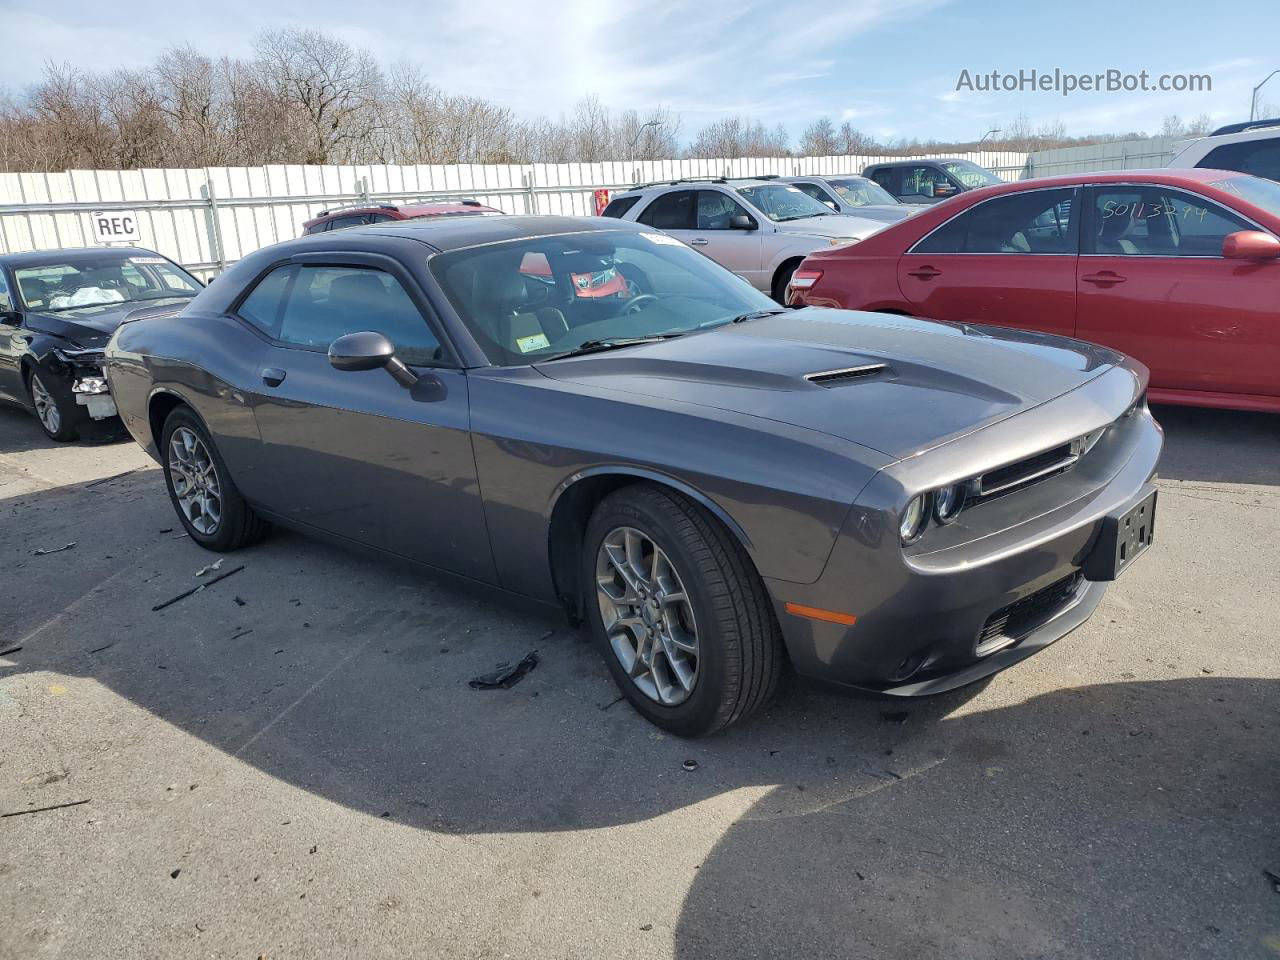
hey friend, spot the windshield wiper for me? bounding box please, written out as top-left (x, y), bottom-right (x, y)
top-left (543, 333), bottom-right (684, 361)
top-left (728, 308), bottom-right (787, 324)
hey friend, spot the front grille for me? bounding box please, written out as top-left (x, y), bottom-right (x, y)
top-left (973, 442), bottom-right (1076, 499)
top-left (976, 572), bottom-right (1084, 656)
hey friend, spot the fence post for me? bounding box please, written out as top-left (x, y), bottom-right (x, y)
top-left (359, 176), bottom-right (371, 205)
top-left (200, 180), bottom-right (226, 274)
top-left (522, 171), bottom-right (538, 215)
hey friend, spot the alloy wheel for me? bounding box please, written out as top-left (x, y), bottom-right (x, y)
top-left (30, 374), bottom-right (61, 435)
top-left (595, 526), bottom-right (700, 705)
top-left (168, 426), bottom-right (222, 535)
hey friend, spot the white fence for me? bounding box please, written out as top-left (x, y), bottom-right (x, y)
top-left (0, 151), bottom-right (1026, 278)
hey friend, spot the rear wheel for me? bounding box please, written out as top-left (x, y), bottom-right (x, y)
top-left (26, 369), bottom-right (84, 442)
top-left (161, 407), bottom-right (270, 552)
top-left (772, 260), bottom-right (803, 304)
top-left (583, 484), bottom-right (785, 736)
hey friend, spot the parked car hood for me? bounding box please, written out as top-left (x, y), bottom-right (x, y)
top-left (25, 297), bottom-right (194, 348)
top-left (844, 204), bottom-right (916, 223)
top-left (776, 214), bottom-right (884, 240)
top-left (536, 309), bottom-right (1124, 461)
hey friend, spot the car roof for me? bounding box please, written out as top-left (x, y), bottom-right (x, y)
top-left (616, 178), bottom-right (782, 197)
top-left (947, 167), bottom-right (1262, 200)
top-left (0, 246), bottom-right (168, 267)
top-left (323, 214), bottom-right (649, 252)
top-left (865, 158), bottom-right (970, 169)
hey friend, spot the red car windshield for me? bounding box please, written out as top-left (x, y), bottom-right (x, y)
top-left (1206, 175), bottom-right (1280, 219)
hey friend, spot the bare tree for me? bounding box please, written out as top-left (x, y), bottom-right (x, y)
top-left (799, 117), bottom-right (837, 156)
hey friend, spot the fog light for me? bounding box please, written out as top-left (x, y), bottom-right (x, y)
top-left (899, 494), bottom-right (928, 544)
top-left (72, 376), bottom-right (109, 395)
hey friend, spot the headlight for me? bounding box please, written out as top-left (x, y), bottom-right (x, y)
top-left (72, 376), bottom-right (110, 395)
top-left (933, 483), bottom-right (966, 524)
top-left (899, 494), bottom-right (929, 544)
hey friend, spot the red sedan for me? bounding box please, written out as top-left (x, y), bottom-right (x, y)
top-left (789, 169), bottom-right (1280, 413)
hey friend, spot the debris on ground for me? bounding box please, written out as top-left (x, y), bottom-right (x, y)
top-left (0, 646), bottom-right (22, 657)
top-left (600, 695), bottom-right (625, 711)
top-left (682, 759), bottom-right (699, 772)
top-left (1, 798), bottom-right (91, 818)
top-left (152, 565), bottom-right (245, 612)
top-left (85, 469), bottom-right (140, 489)
top-left (170, 868), bottom-right (181, 879)
top-left (159, 528), bottom-right (173, 534)
top-left (1264, 867), bottom-right (1280, 894)
top-left (880, 710), bottom-right (910, 725)
top-left (227, 629), bottom-right (253, 641)
top-left (468, 651), bottom-right (539, 689)
top-left (86, 643), bottom-right (115, 655)
top-left (233, 596), bottom-right (246, 607)
top-left (33, 542), bottom-right (76, 556)
top-left (195, 559), bottom-right (225, 578)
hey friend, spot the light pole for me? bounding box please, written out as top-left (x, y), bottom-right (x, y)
top-left (977, 127), bottom-right (1001, 147)
top-left (629, 120), bottom-right (661, 156)
top-left (1251, 69), bottom-right (1280, 121)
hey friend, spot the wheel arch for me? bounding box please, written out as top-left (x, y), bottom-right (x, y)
top-left (546, 467), bottom-right (754, 624)
top-left (147, 387), bottom-right (207, 452)
top-left (770, 256), bottom-right (807, 301)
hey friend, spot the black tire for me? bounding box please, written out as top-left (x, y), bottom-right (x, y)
top-left (582, 483), bottom-right (785, 736)
top-left (26, 367), bottom-right (87, 442)
top-left (772, 260), bottom-right (801, 304)
top-left (160, 406), bottom-right (270, 552)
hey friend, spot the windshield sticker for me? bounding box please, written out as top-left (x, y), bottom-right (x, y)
top-left (129, 256), bottom-right (167, 264)
top-left (516, 333), bottom-right (551, 353)
top-left (640, 232), bottom-right (683, 246)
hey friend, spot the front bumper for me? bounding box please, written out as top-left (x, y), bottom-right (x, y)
top-left (767, 402), bottom-right (1163, 696)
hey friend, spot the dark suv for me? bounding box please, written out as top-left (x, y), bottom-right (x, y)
top-left (301, 200), bottom-right (503, 235)
top-left (862, 158), bottom-right (1003, 204)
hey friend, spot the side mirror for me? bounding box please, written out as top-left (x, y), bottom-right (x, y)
top-left (823, 199), bottom-right (839, 212)
top-left (328, 331), bottom-right (418, 388)
top-left (0, 310), bottom-right (20, 326)
top-left (729, 214), bottom-right (757, 231)
top-left (1223, 230), bottom-right (1280, 260)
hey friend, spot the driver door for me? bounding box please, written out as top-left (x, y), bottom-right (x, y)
top-left (0, 269), bottom-right (24, 402)
top-left (233, 252), bottom-right (496, 581)
top-left (689, 190), bottom-right (765, 287)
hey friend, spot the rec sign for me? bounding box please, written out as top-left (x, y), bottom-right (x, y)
top-left (90, 210), bottom-right (142, 244)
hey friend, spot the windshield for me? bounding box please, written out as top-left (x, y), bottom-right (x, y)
top-left (430, 229), bottom-right (778, 365)
top-left (15, 254), bottom-right (200, 312)
top-left (827, 177), bottom-right (898, 207)
top-left (1206, 174), bottom-right (1280, 219)
top-left (735, 184), bottom-right (833, 222)
top-left (940, 160), bottom-right (1003, 188)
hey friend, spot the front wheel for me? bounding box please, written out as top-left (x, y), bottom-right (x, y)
top-left (161, 407), bottom-right (270, 552)
top-left (583, 484), bottom-right (785, 736)
top-left (27, 369), bottom-right (84, 442)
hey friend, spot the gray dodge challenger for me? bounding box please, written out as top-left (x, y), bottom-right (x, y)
top-left (104, 214), bottom-right (1162, 736)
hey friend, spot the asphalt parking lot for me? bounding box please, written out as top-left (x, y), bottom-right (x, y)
top-left (1, 402), bottom-right (1278, 960)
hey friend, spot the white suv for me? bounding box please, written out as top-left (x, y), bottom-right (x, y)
top-left (601, 178), bottom-right (886, 301)
top-left (1167, 119), bottom-right (1280, 182)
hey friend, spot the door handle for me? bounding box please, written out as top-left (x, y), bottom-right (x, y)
top-left (1081, 272), bottom-right (1126, 286)
top-left (261, 367), bottom-right (287, 387)
top-left (908, 266), bottom-right (942, 280)
top-left (689, 238), bottom-right (709, 246)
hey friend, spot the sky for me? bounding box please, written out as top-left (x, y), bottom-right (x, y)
top-left (4, 0), bottom-right (1280, 145)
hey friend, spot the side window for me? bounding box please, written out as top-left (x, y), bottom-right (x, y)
top-left (696, 191), bottom-right (752, 229)
top-left (791, 182), bottom-right (836, 209)
top-left (901, 166), bottom-right (948, 200)
top-left (1088, 187), bottom-right (1250, 257)
top-left (324, 215), bottom-right (368, 231)
top-left (914, 188), bottom-right (1077, 254)
top-left (277, 266), bottom-right (442, 365)
top-left (601, 196), bottom-right (641, 219)
top-left (305, 221), bottom-right (331, 235)
top-left (0, 272), bottom-right (12, 312)
top-left (868, 168), bottom-right (897, 193)
top-left (236, 266), bottom-right (295, 338)
top-left (636, 190), bottom-right (695, 230)
top-left (367, 214), bottom-right (396, 224)
top-left (1199, 138), bottom-right (1280, 182)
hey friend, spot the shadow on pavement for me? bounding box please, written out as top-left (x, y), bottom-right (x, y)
top-left (1152, 404), bottom-right (1280, 486)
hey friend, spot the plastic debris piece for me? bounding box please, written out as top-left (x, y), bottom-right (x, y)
top-left (682, 759), bottom-right (698, 772)
top-left (468, 651), bottom-right (539, 689)
top-left (33, 542), bottom-right (76, 556)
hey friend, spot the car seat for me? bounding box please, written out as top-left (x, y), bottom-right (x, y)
top-left (1096, 210), bottom-right (1140, 255)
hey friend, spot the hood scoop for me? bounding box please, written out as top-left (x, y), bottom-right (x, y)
top-left (804, 363), bottom-right (889, 387)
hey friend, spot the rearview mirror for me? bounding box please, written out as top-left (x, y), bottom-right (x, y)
top-left (1223, 230), bottom-right (1280, 260)
top-left (729, 214), bottom-right (757, 230)
top-left (328, 331), bottom-right (418, 388)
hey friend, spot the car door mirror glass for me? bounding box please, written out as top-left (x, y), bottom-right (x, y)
top-left (729, 214), bottom-right (757, 230)
top-left (1222, 230), bottom-right (1280, 260)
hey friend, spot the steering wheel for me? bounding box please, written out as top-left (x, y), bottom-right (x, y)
top-left (620, 293), bottom-right (659, 315)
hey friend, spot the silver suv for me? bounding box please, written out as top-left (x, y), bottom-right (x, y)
top-left (601, 177), bottom-right (886, 301)
top-left (775, 175), bottom-right (916, 224)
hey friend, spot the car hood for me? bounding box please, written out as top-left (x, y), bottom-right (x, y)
top-left (535, 309), bottom-right (1125, 461)
top-left (775, 214), bottom-right (883, 240)
top-left (25, 297), bottom-right (193, 347)
top-left (845, 205), bottom-right (916, 223)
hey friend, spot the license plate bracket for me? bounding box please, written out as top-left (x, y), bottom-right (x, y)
top-left (1083, 488), bottom-right (1157, 581)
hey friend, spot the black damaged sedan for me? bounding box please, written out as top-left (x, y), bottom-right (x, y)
top-left (0, 248), bottom-right (202, 440)
top-left (104, 215), bottom-right (1162, 736)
